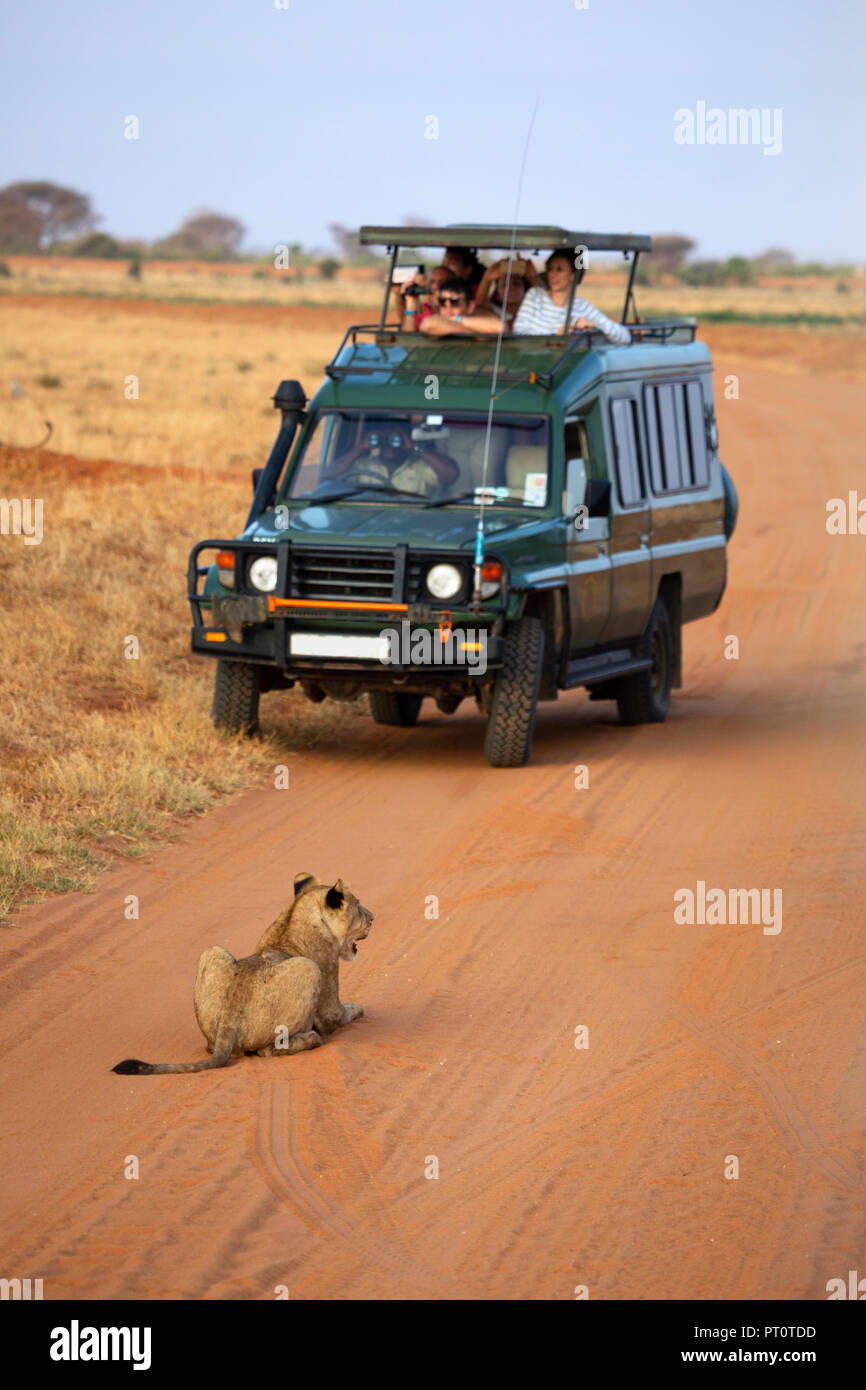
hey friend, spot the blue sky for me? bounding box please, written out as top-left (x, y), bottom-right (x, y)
top-left (2, 0), bottom-right (863, 260)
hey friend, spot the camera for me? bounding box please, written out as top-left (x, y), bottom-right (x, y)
top-left (392, 264), bottom-right (425, 285)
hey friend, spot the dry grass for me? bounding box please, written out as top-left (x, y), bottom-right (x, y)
top-left (0, 298), bottom-right (353, 468)
top-left (2, 253), bottom-right (864, 324)
top-left (0, 447), bottom-right (365, 920)
top-left (0, 255), bottom-right (385, 307)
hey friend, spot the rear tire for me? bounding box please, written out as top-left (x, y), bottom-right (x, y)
top-left (368, 691), bottom-right (423, 727)
top-left (212, 660), bottom-right (262, 734)
top-left (484, 617), bottom-right (544, 768)
top-left (615, 598), bottom-right (672, 725)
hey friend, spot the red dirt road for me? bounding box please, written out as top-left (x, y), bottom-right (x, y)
top-left (1, 360), bottom-right (864, 1300)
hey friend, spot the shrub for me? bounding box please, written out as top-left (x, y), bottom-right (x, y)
top-left (73, 231), bottom-right (123, 258)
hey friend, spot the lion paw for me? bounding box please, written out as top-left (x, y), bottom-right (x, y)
top-left (341, 1002), bottom-right (364, 1025)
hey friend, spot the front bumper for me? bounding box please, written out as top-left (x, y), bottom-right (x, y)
top-left (187, 539), bottom-right (507, 679)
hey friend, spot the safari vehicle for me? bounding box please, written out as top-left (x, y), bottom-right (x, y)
top-left (188, 225), bottom-right (737, 767)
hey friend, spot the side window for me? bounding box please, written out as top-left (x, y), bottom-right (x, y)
top-left (684, 381), bottom-right (709, 487)
top-left (610, 397), bottom-right (645, 507)
top-left (644, 381), bottom-right (709, 493)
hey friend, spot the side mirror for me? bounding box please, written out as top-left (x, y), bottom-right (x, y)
top-left (586, 478), bottom-right (611, 517)
top-left (564, 457), bottom-right (587, 517)
top-left (251, 467), bottom-right (263, 495)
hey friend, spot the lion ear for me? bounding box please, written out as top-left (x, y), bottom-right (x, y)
top-left (325, 881), bottom-right (345, 911)
top-left (294, 873), bottom-right (318, 896)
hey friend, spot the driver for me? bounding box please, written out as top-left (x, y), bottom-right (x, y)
top-left (323, 424), bottom-right (459, 498)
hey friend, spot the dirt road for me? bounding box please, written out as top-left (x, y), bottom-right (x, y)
top-left (1, 357), bottom-right (864, 1300)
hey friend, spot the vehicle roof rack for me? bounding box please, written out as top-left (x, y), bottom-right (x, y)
top-left (324, 320), bottom-right (697, 393)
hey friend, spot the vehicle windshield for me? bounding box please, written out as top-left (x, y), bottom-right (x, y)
top-left (280, 410), bottom-right (550, 508)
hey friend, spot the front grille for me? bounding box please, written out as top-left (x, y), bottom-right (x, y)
top-left (290, 547), bottom-right (397, 603)
top-left (407, 557), bottom-right (426, 603)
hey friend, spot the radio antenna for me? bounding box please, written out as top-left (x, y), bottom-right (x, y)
top-left (472, 96), bottom-right (540, 607)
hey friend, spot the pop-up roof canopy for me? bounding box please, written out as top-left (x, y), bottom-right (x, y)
top-left (360, 224), bottom-right (652, 327)
top-left (360, 225), bottom-right (652, 254)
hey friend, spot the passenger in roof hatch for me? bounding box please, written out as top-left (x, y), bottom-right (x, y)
top-left (512, 249), bottom-right (632, 344)
top-left (419, 278), bottom-right (504, 337)
top-left (475, 257), bottom-right (538, 329)
top-left (442, 245), bottom-right (485, 300)
top-left (323, 424), bottom-right (459, 497)
top-left (397, 264), bottom-right (452, 331)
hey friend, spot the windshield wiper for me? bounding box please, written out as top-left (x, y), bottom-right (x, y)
top-left (423, 490), bottom-right (479, 509)
top-left (303, 482), bottom-right (430, 504)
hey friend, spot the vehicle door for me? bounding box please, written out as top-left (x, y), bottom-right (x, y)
top-left (563, 407), bottom-right (612, 652)
top-left (601, 390), bottom-right (653, 643)
top-left (643, 377), bottom-right (724, 614)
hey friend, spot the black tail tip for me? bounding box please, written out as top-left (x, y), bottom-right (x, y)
top-left (112, 1058), bottom-right (151, 1075)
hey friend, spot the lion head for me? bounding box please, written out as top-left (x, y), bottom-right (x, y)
top-left (290, 873), bottom-right (373, 962)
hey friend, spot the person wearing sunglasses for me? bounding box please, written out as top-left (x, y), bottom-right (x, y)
top-left (398, 264), bottom-right (452, 331)
top-left (419, 278), bottom-right (504, 337)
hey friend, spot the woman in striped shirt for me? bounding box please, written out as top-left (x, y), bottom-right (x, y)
top-left (512, 249), bottom-right (632, 345)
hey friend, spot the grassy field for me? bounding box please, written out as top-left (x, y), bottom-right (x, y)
top-left (2, 284), bottom-right (865, 920)
top-left (2, 252), bottom-right (865, 324)
top-left (1, 297), bottom-right (345, 468)
top-left (0, 441), bottom-right (366, 920)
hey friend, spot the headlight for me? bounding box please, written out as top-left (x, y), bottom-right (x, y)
top-left (248, 555), bottom-right (278, 592)
top-left (426, 562), bottom-right (462, 599)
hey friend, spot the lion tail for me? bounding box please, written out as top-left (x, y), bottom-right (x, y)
top-left (112, 1020), bottom-right (238, 1075)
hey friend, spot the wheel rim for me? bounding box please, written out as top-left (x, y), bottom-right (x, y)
top-left (650, 624), bottom-right (667, 701)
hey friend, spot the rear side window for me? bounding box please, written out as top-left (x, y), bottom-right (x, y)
top-left (644, 380), bottom-right (709, 492)
top-left (610, 398), bottom-right (645, 506)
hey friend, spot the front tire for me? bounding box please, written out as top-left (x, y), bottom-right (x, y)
top-left (211, 660), bottom-right (262, 734)
top-left (368, 691), bottom-right (423, 726)
top-left (615, 597), bottom-right (673, 725)
top-left (484, 617), bottom-right (544, 767)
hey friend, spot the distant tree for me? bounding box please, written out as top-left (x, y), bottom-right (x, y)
top-left (154, 209), bottom-right (245, 258)
top-left (756, 247), bottom-right (795, 271)
top-left (680, 260), bottom-right (727, 287)
top-left (328, 223), bottom-right (362, 260)
top-left (73, 231), bottom-right (122, 258)
top-left (0, 194), bottom-right (43, 251)
top-left (650, 234), bottom-right (697, 275)
top-left (327, 222), bottom-right (384, 266)
top-left (317, 257), bottom-right (341, 280)
top-left (0, 181), bottom-right (96, 246)
top-left (721, 255), bottom-right (756, 285)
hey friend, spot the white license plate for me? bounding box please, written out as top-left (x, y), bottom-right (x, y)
top-left (289, 633), bottom-right (389, 660)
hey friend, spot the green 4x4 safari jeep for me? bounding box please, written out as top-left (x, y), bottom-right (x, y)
top-left (188, 225), bottom-right (737, 767)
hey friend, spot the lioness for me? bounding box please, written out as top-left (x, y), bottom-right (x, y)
top-left (112, 875), bottom-right (373, 1075)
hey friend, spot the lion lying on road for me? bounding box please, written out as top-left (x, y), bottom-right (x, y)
top-left (112, 874), bottom-right (373, 1075)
